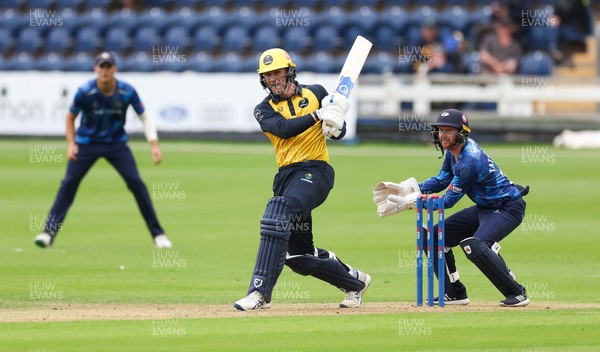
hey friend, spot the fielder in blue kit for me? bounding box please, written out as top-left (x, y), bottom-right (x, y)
top-left (34, 52), bottom-right (172, 249)
top-left (374, 109), bottom-right (529, 306)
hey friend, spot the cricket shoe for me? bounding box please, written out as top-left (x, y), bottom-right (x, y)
top-left (339, 270), bottom-right (371, 308)
top-left (154, 234), bottom-right (173, 249)
top-left (34, 232), bottom-right (53, 248)
top-left (434, 293), bottom-right (470, 305)
top-left (500, 287), bottom-right (529, 307)
top-left (234, 291), bottom-right (271, 311)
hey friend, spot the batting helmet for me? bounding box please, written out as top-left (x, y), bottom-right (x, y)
top-left (430, 109), bottom-right (472, 155)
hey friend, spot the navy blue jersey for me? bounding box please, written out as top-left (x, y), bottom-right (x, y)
top-left (420, 138), bottom-right (521, 209)
top-left (70, 79), bottom-right (145, 144)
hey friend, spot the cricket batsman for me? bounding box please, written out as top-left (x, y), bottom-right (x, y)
top-left (234, 48), bottom-right (371, 311)
top-left (373, 109), bottom-right (530, 306)
top-left (34, 52), bottom-right (172, 249)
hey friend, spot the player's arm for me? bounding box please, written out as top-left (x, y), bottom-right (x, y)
top-left (419, 156), bottom-right (453, 193)
top-left (438, 168), bottom-right (475, 209)
top-left (254, 104), bottom-right (317, 139)
top-left (131, 88), bottom-right (161, 165)
top-left (65, 112), bottom-right (78, 161)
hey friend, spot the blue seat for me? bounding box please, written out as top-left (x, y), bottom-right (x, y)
top-left (409, 6), bottom-right (439, 28)
top-left (104, 27), bottom-right (130, 52)
top-left (185, 52), bottom-right (215, 72)
top-left (526, 26), bottom-right (554, 52)
top-left (192, 26), bottom-right (219, 51)
top-left (304, 51), bottom-right (336, 73)
top-left (461, 51), bottom-right (481, 74)
top-left (56, 8), bottom-right (79, 34)
top-left (199, 7), bottom-right (228, 35)
top-left (252, 26), bottom-right (280, 51)
top-left (0, 0), bottom-right (24, 10)
top-left (214, 53), bottom-right (244, 72)
top-left (16, 28), bottom-right (42, 52)
top-left (167, 7), bottom-right (197, 34)
top-left (519, 51), bottom-right (553, 76)
top-left (379, 6), bottom-right (409, 33)
top-left (30, 0), bottom-right (54, 7)
top-left (317, 7), bottom-right (346, 32)
top-left (122, 53), bottom-right (154, 72)
top-left (6, 53), bottom-right (36, 70)
top-left (0, 9), bottom-right (24, 36)
top-left (373, 25), bottom-right (400, 52)
top-left (132, 26), bottom-right (159, 51)
top-left (45, 28), bottom-right (71, 53)
top-left (244, 52), bottom-right (261, 72)
top-left (228, 6), bottom-right (257, 33)
top-left (56, 0), bottom-right (82, 8)
top-left (107, 9), bottom-right (138, 35)
top-left (173, 0), bottom-right (200, 6)
top-left (467, 6), bottom-right (493, 40)
top-left (363, 52), bottom-right (397, 74)
top-left (65, 52), bottom-right (94, 71)
top-left (163, 26), bottom-right (190, 50)
top-left (282, 27), bottom-right (310, 52)
top-left (313, 25), bottom-right (339, 51)
top-left (0, 28), bottom-right (13, 52)
top-left (323, 0), bottom-right (345, 6)
top-left (0, 55), bottom-right (6, 70)
top-left (221, 26), bottom-right (249, 51)
top-left (345, 6), bottom-right (378, 35)
top-left (77, 8), bottom-right (107, 34)
top-left (84, 0), bottom-right (111, 10)
top-left (137, 7), bottom-right (169, 35)
top-left (439, 6), bottom-right (470, 35)
top-left (74, 27), bottom-right (100, 51)
top-left (404, 24), bottom-right (423, 48)
top-left (36, 53), bottom-right (66, 71)
top-left (145, 0), bottom-right (170, 6)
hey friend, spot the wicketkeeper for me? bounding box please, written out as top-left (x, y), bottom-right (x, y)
top-left (373, 109), bottom-right (530, 307)
top-left (234, 48), bottom-right (370, 311)
top-left (34, 52), bottom-right (172, 249)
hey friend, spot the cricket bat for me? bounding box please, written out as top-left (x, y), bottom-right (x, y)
top-left (323, 35), bottom-right (372, 131)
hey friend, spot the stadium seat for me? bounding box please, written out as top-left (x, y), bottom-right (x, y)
top-left (316, 6), bottom-right (345, 33)
top-left (461, 51), bottom-right (482, 74)
top-left (519, 51), bottom-right (553, 76)
top-left (227, 6), bottom-right (257, 33)
top-left (214, 52), bottom-right (244, 72)
top-left (252, 26), bottom-right (280, 51)
top-left (345, 6), bottom-right (378, 35)
top-left (29, 0), bottom-right (54, 7)
top-left (5, 53), bottom-right (36, 71)
top-left (107, 9), bottom-right (138, 35)
top-left (303, 51), bottom-right (336, 73)
top-left (282, 27), bottom-right (310, 52)
top-left (379, 6), bottom-right (410, 33)
top-left (313, 25), bottom-right (339, 51)
top-left (104, 27), bottom-right (130, 52)
top-left (192, 26), bottom-right (219, 51)
top-left (200, 6), bottom-right (228, 35)
top-left (526, 26), bottom-right (554, 52)
top-left (0, 0), bottom-right (23, 10)
top-left (132, 26), bottom-right (159, 51)
top-left (56, 8), bottom-right (79, 34)
top-left (172, 0), bottom-right (200, 6)
top-left (0, 55), bottom-right (6, 70)
top-left (373, 25), bottom-right (400, 52)
top-left (0, 9), bottom-right (23, 36)
top-left (467, 5), bottom-right (493, 40)
top-left (122, 52), bottom-right (154, 72)
top-left (84, 0), bottom-right (111, 10)
top-left (36, 53), bottom-right (65, 71)
top-left (65, 52), bottom-right (94, 71)
top-left (163, 26), bottom-right (190, 50)
top-left (439, 6), bottom-right (470, 36)
top-left (74, 27), bottom-right (100, 51)
top-left (0, 28), bottom-right (13, 52)
top-left (363, 52), bottom-right (397, 74)
top-left (45, 28), bottom-right (71, 53)
top-left (409, 6), bottom-right (439, 28)
top-left (16, 28), bottom-right (42, 52)
top-left (145, 0), bottom-right (170, 6)
top-left (56, 0), bottom-right (82, 9)
top-left (77, 8), bottom-right (107, 34)
top-left (221, 26), bottom-right (249, 51)
top-left (185, 52), bottom-right (215, 72)
top-left (323, 0), bottom-right (345, 6)
top-left (244, 52), bottom-right (261, 72)
top-left (167, 7), bottom-right (196, 34)
top-left (137, 7), bottom-right (169, 35)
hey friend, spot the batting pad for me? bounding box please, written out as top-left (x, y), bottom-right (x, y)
top-left (248, 197), bottom-right (291, 303)
top-left (460, 237), bottom-right (523, 297)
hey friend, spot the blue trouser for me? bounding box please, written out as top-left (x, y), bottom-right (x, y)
top-left (423, 198), bottom-right (526, 289)
top-left (272, 160), bottom-right (334, 255)
top-left (44, 143), bottom-right (164, 238)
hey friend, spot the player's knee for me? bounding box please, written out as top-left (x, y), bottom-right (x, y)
top-left (460, 237), bottom-right (489, 260)
top-left (286, 256), bottom-right (317, 276)
top-left (260, 197), bottom-right (292, 240)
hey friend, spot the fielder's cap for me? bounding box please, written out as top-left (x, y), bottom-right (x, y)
top-left (431, 109), bottom-right (470, 131)
top-left (95, 52), bottom-right (117, 66)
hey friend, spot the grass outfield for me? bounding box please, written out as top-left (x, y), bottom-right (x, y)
top-left (1, 138), bottom-right (599, 351)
